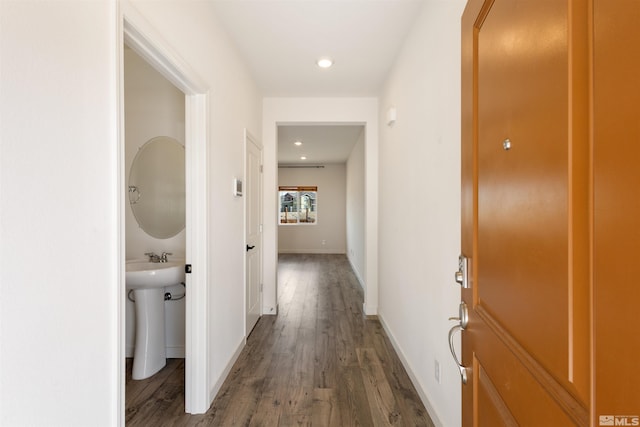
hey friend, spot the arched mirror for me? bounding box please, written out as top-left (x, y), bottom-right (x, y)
top-left (128, 136), bottom-right (185, 239)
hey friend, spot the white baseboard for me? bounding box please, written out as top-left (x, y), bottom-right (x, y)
top-left (209, 337), bottom-right (245, 403)
top-left (278, 249), bottom-right (346, 254)
top-left (125, 345), bottom-right (184, 358)
top-left (378, 314), bottom-right (444, 427)
top-left (166, 346), bottom-right (185, 358)
top-left (347, 255), bottom-right (365, 290)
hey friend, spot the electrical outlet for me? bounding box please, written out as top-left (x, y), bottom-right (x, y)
top-left (435, 360), bottom-right (441, 384)
top-left (321, 239), bottom-right (326, 245)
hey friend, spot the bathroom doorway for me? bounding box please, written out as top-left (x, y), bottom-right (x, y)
top-left (123, 45), bottom-right (186, 366)
top-left (121, 14), bottom-right (210, 416)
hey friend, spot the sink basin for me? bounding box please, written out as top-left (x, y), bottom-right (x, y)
top-left (125, 259), bottom-right (185, 380)
top-left (126, 260), bottom-right (184, 290)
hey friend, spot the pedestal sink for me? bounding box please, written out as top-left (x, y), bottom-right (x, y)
top-left (126, 260), bottom-right (185, 380)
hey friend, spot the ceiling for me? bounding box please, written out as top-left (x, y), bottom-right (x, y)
top-left (210, 0), bottom-right (424, 164)
top-left (211, 0), bottom-right (425, 97)
top-left (278, 125), bottom-right (363, 165)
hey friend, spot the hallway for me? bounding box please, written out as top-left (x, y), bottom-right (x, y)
top-left (126, 254), bottom-right (435, 426)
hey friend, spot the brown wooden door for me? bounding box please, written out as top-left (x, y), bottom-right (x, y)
top-left (461, 0), bottom-right (640, 425)
top-left (460, 1), bottom-right (590, 425)
top-left (592, 0), bottom-right (640, 423)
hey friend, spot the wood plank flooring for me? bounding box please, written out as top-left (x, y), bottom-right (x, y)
top-left (126, 253), bottom-right (435, 426)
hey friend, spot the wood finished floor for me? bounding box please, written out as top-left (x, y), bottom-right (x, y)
top-left (126, 253), bottom-right (435, 426)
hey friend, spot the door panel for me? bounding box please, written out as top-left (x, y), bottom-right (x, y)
top-left (477, 0), bottom-right (569, 383)
top-left (246, 134), bottom-right (262, 336)
top-left (477, 365), bottom-right (518, 427)
top-left (474, 306), bottom-right (581, 426)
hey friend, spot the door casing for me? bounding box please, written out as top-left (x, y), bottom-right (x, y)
top-left (119, 3), bottom-right (210, 417)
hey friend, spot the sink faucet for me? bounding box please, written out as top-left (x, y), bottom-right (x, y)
top-left (144, 252), bottom-right (161, 263)
top-left (144, 251), bottom-right (172, 263)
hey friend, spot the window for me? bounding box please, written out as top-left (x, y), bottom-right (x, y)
top-left (279, 186), bottom-right (317, 224)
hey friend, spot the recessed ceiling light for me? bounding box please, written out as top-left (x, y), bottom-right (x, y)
top-left (294, 141), bottom-right (302, 146)
top-left (316, 57), bottom-right (333, 68)
top-left (300, 156), bottom-right (307, 160)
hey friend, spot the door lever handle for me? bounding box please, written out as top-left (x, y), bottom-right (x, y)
top-left (448, 324), bottom-right (469, 384)
top-left (448, 301), bottom-right (469, 384)
top-left (246, 245), bottom-right (256, 252)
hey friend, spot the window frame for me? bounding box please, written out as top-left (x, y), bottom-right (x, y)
top-left (278, 186), bottom-right (318, 226)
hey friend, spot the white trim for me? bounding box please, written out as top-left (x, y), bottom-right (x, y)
top-left (378, 315), bottom-right (444, 427)
top-left (166, 346), bottom-right (186, 358)
top-left (126, 345), bottom-right (185, 358)
top-left (362, 118), bottom-right (379, 316)
top-left (209, 338), bottom-right (245, 403)
top-left (243, 132), bottom-right (248, 341)
top-left (347, 255), bottom-right (365, 290)
top-left (278, 249), bottom-right (346, 255)
top-left (245, 128), bottom-right (263, 151)
top-left (115, 3), bottom-right (126, 426)
top-left (120, 1), bottom-right (211, 415)
top-left (184, 93), bottom-right (210, 414)
top-left (244, 128), bottom-right (264, 339)
top-left (121, 3), bottom-right (206, 94)
top-left (262, 98), bottom-right (379, 317)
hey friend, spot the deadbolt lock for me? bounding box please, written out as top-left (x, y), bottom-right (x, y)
top-left (455, 254), bottom-right (470, 289)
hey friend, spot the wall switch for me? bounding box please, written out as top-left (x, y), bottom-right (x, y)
top-left (435, 360), bottom-right (441, 384)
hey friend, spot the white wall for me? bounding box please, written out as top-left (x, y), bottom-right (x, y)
top-left (0, 1), bottom-right (120, 424)
top-left (278, 164), bottom-right (346, 254)
top-left (124, 48), bottom-right (186, 358)
top-left (377, 2), bottom-right (466, 427)
top-left (0, 0), bottom-right (261, 424)
top-left (124, 47), bottom-right (186, 260)
top-left (346, 129), bottom-right (365, 286)
top-left (263, 98), bottom-right (378, 315)
top-left (126, 0), bottom-right (262, 409)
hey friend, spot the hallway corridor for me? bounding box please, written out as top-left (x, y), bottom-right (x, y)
top-left (126, 254), bottom-right (434, 426)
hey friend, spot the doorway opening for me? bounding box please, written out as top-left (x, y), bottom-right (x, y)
top-left (120, 15), bottom-right (210, 416)
top-left (123, 41), bottom-right (187, 410)
top-left (276, 124), bottom-right (366, 293)
top-left (261, 99), bottom-right (379, 317)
